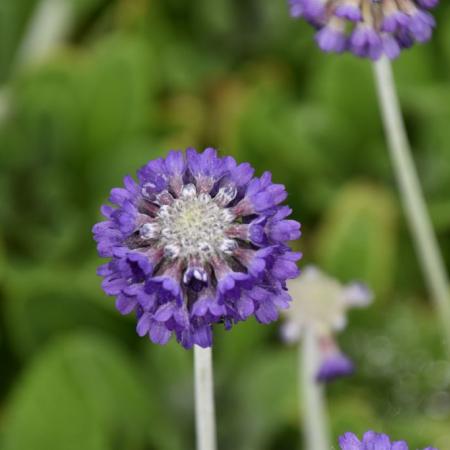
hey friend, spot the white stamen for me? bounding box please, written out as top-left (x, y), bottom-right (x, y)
top-left (140, 222), bottom-right (160, 240)
top-left (198, 242), bottom-right (213, 255)
top-left (164, 244), bottom-right (180, 259)
top-left (181, 183), bottom-right (197, 199)
top-left (158, 205), bottom-right (170, 219)
top-left (214, 185), bottom-right (237, 207)
top-left (219, 239), bottom-right (237, 254)
top-left (156, 186), bottom-right (240, 261)
top-left (183, 271), bottom-right (190, 284)
top-left (198, 193), bottom-right (211, 203)
top-left (193, 269), bottom-right (204, 281)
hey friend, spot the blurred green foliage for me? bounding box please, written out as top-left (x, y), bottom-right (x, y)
top-left (1, 0), bottom-right (450, 449)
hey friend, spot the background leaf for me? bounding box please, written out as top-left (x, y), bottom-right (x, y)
top-left (1, 0), bottom-right (450, 449)
top-left (0, 332), bottom-right (176, 450)
top-left (315, 182), bottom-right (398, 296)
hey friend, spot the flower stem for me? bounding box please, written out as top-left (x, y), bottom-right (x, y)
top-left (300, 328), bottom-right (331, 450)
top-left (14, 0), bottom-right (73, 71)
top-left (194, 345), bottom-right (217, 450)
top-left (0, 0), bottom-right (72, 128)
top-left (373, 57), bottom-right (450, 353)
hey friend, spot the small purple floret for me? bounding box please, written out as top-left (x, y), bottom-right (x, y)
top-left (408, 10), bottom-right (435, 42)
top-left (316, 26), bottom-right (347, 53)
top-left (383, 34), bottom-right (401, 60)
top-left (335, 4), bottom-right (362, 22)
top-left (381, 11), bottom-right (409, 33)
top-left (289, 0), bottom-right (304, 17)
top-left (302, 0), bottom-right (327, 21)
top-left (350, 26), bottom-right (383, 60)
top-left (316, 351), bottom-right (354, 382)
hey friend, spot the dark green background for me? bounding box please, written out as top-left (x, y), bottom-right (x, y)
top-left (1, 0), bottom-right (450, 449)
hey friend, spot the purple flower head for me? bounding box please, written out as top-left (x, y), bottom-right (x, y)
top-left (282, 267), bottom-right (372, 382)
top-left (339, 431), bottom-right (439, 450)
top-left (282, 267), bottom-right (373, 340)
top-left (93, 149), bottom-right (301, 349)
top-left (288, 0), bottom-right (439, 60)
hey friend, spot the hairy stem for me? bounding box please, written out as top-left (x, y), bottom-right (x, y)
top-left (0, 0), bottom-right (72, 127)
top-left (300, 328), bottom-right (331, 450)
top-left (194, 346), bottom-right (217, 450)
top-left (373, 58), bottom-right (450, 353)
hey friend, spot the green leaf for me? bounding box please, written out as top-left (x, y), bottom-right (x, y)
top-left (310, 55), bottom-right (380, 143)
top-left (223, 349), bottom-right (297, 450)
top-left (315, 182), bottom-right (398, 296)
top-left (3, 263), bottom-right (131, 359)
top-left (1, 332), bottom-right (153, 450)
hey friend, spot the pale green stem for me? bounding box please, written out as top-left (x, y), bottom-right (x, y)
top-left (0, 0), bottom-right (73, 126)
top-left (14, 0), bottom-right (72, 71)
top-left (373, 58), bottom-right (450, 353)
top-left (194, 345), bottom-right (217, 450)
top-left (300, 328), bottom-right (331, 450)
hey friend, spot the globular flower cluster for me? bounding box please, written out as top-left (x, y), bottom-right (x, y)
top-left (289, 0), bottom-right (438, 60)
top-left (283, 267), bottom-right (372, 382)
top-left (339, 431), bottom-right (438, 450)
top-left (93, 148), bottom-right (301, 349)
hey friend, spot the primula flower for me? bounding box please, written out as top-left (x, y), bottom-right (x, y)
top-left (282, 266), bottom-right (372, 381)
top-left (93, 148), bottom-right (301, 349)
top-left (288, 0), bottom-right (438, 60)
top-left (339, 431), bottom-right (438, 450)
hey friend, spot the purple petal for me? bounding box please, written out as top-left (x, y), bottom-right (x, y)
top-left (165, 149), bottom-right (185, 175)
top-left (255, 300), bottom-right (278, 324)
top-left (154, 302), bottom-right (177, 321)
top-left (115, 294), bottom-right (137, 315)
top-left (362, 431), bottom-right (391, 450)
top-left (102, 277), bottom-right (126, 296)
top-left (408, 10), bottom-right (435, 42)
top-left (316, 352), bottom-right (354, 383)
top-left (268, 219), bottom-right (301, 242)
top-left (235, 295), bottom-right (255, 319)
top-left (383, 34), bottom-right (401, 60)
top-left (392, 442), bottom-right (409, 450)
top-left (316, 26), bottom-right (347, 53)
top-left (136, 313), bottom-right (152, 337)
top-left (338, 432), bottom-right (363, 450)
top-left (334, 4), bottom-right (362, 21)
top-left (193, 325), bottom-right (213, 348)
top-left (149, 321), bottom-right (172, 345)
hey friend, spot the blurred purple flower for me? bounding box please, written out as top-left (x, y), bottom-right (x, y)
top-left (282, 266), bottom-right (372, 382)
top-left (288, 0), bottom-right (438, 60)
top-left (339, 431), bottom-right (438, 450)
top-left (93, 148), bottom-right (301, 349)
